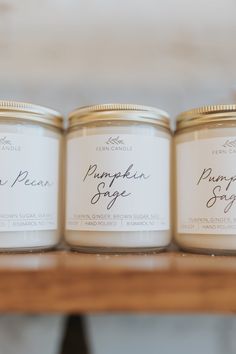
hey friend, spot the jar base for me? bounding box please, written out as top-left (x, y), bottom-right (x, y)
top-left (178, 245), bottom-right (236, 256)
top-left (66, 230), bottom-right (171, 252)
top-left (0, 245), bottom-right (57, 254)
top-left (175, 233), bottom-right (236, 255)
top-left (69, 245), bottom-right (167, 254)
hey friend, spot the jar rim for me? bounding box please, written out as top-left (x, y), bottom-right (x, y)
top-left (0, 100), bottom-right (63, 129)
top-left (68, 103), bottom-right (170, 130)
top-left (176, 104), bottom-right (236, 131)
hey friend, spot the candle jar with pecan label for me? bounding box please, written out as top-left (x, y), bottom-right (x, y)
top-left (66, 104), bottom-right (171, 253)
top-left (175, 105), bottom-right (236, 254)
top-left (0, 101), bottom-right (63, 251)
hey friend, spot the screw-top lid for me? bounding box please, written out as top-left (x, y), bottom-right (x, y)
top-left (0, 100), bottom-right (63, 129)
top-left (176, 104), bottom-right (236, 131)
top-left (68, 103), bottom-right (170, 129)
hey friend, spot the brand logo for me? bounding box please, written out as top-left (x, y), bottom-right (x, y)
top-left (222, 139), bottom-right (236, 148)
top-left (0, 136), bottom-right (21, 152)
top-left (96, 136), bottom-right (132, 152)
top-left (0, 137), bottom-right (12, 146)
top-left (105, 136), bottom-right (124, 145)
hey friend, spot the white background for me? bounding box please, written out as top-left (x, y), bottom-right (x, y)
top-left (0, 0), bottom-right (236, 119)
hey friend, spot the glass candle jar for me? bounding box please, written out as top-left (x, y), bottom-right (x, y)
top-left (175, 104), bottom-right (236, 254)
top-left (65, 103), bottom-right (171, 253)
top-left (0, 101), bottom-right (63, 251)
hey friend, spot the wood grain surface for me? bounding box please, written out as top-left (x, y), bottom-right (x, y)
top-left (0, 250), bottom-right (235, 313)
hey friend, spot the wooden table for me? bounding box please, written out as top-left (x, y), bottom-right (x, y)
top-left (0, 250), bottom-right (236, 313)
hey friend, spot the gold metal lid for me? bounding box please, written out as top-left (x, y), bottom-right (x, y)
top-left (68, 103), bottom-right (170, 129)
top-left (0, 100), bottom-right (63, 129)
top-left (176, 104), bottom-right (236, 131)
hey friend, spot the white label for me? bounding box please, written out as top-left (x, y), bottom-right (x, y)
top-left (66, 134), bottom-right (170, 231)
top-left (177, 136), bottom-right (236, 234)
top-left (0, 133), bottom-right (59, 231)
